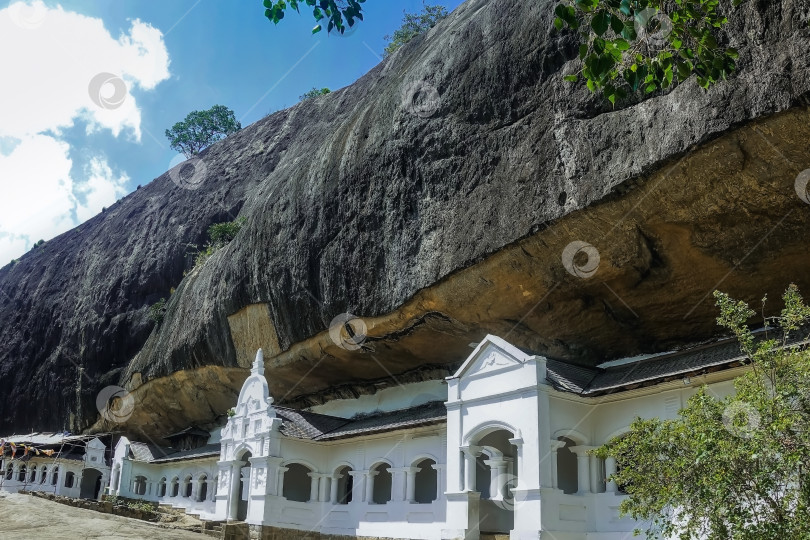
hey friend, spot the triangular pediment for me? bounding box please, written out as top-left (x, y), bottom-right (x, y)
top-left (450, 335), bottom-right (530, 379)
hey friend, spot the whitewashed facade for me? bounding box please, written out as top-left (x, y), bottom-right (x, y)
top-left (0, 436), bottom-right (109, 500)
top-left (106, 335), bottom-right (745, 539)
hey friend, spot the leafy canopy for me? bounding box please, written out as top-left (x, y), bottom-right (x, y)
top-left (554, 0), bottom-right (743, 104)
top-left (262, 0), bottom-right (366, 34)
top-left (595, 284), bottom-right (810, 539)
top-left (300, 87), bottom-right (331, 101)
top-left (384, 2), bottom-right (448, 57)
top-left (165, 105), bottom-right (242, 159)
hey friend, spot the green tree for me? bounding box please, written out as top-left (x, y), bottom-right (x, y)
top-left (300, 87), bottom-right (331, 101)
top-left (554, 0), bottom-right (742, 104)
top-left (262, 0), bottom-right (365, 34)
top-left (165, 105), bottom-right (242, 158)
top-left (384, 2), bottom-right (448, 57)
top-left (595, 284), bottom-right (810, 539)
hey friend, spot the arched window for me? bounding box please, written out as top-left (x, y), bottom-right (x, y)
top-left (282, 463), bottom-right (312, 502)
top-left (40, 466), bottom-right (47, 484)
top-left (413, 458), bottom-right (437, 503)
top-left (65, 471), bottom-right (76, 488)
top-left (170, 477), bottom-right (179, 497)
top-left (334, 466), bottom-right (353, 504)
top-left (158, 478), bottom-right (167, 497)
top-left (52, 466), bottom-right (59, 486)
top-left (197, 475), bottom-right (208, 502)
top-left (18, 465), bottom-right (27, 482)
top-left (5, 463), bottom-right (13, 480)
top-left (556, 437), bottom-right (578, 495)
top-left (183, 476), bottom-right (193, 498)
top-left (133, 475), bottom-right (147, 496)
top-left (29, 465), bottom-right (37, 483)
top-left (371, 463), bottom-right (392, 504)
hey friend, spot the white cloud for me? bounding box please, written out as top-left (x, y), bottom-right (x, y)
top-left (0, 1), bottom-right (170, 264)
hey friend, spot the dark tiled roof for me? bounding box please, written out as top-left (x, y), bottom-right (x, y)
top-left (275, 408), bottom-right (350, 440)
top-left (550, 331), bottom-right (809, 396)
top-left (163, 427), bottom-right (210, 440)
top-left (129, 441), bottom-right (173, 462)
top-left (275, 402), bottom-right (447, 441)
top-left (149, 443), bottom-right (221, 464)
top-left (316, 402), bottom-right (447, 441)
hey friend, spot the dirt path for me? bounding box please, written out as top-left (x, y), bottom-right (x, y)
top-left (0, 492), bottom-right (205, 539)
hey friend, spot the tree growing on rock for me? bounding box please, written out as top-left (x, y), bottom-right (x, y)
top-left (383, 2), bottom-right (448, 57)
top-left (165, 105), bottom-right (242, 158)
top-left (300, 87), bottom-right (331, 101)
top-left (595, 284), bottom-right (810, 539)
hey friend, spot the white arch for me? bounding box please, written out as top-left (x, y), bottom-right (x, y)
top-left (463, 420), bottom-right (520, 445)
top-left (604, 426), bottom-right (632, 443)
top-left (331, 461), bottom-right (355, 474)
top-left (232, 442), bottom-right (255, 460)
top-left (553, 428), bottom-right (589, 445)
top-left (368, 458), bottom-right (394, 470)
top-left (409, 454), bottom-right (439, 467)
top-left (281, 458), bottom-right (317, 471)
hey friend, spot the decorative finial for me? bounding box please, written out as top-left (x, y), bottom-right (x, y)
top-left (251, 348), bottom-right (264, 375)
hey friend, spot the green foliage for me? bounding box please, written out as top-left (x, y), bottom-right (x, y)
top-left (554, 0), bottom-right (743, 104)
top-left (263, 0), bottom-right (366, 34)
top-left (299, 87), bottom-right (331, 101)
top-left (227, 407), bottom-right (236, 417)
top-left (193, 217), bottom-right (246, 269)
top-left (165, 105), bottom-right (242, 158)
top-left (149, 298), bottom-right (166, 325)
top-left (384, 2), bottom-right (448, 57)
top-left (595, 285), bottom-right (810, 539)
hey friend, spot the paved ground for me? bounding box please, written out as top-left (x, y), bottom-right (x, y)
top-left (0, 492), bottom-right (205, 539)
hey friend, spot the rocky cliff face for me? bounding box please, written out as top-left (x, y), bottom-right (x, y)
top-left (0, 0), bottom-right (808, 439)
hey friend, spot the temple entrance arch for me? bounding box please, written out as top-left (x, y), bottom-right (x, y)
top-left (231, 450), bottom-right (252, 521)
top-left (469, 428), bottom-right (518, 535)
top-left (80, 468), bottom-right (103, 499)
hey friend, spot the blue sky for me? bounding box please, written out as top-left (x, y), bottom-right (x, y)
top-left (0, 0), bottom-right (464, 263)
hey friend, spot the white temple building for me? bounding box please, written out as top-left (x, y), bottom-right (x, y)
top-left (100, 333), bottom-right (756, 539)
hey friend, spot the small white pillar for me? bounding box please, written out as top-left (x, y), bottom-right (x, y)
top-left (484, 459), bottom-right (509, 501)
top-left (460, 446), bottom-right (481, 492)
top-left (570, 446), bottom-right (595, 494)
top-left (348, 471), bottom-right (365, 504)
top-left (308, 472), bottom-right (320, 502)
top-left (431, 463), bottom-right (445, 501)
top-left (404, 467), bottom-right (420, 503)
top-left (318, 474), bottom-right (330, 502)
top-left (364, 470), bottom-right (378, 503)
top-left (604, 456), bottom-right (618, 494)
top-left (329, 473), bottom-right (341, 503)
top-left (549, 440), bottom-right (566, 490)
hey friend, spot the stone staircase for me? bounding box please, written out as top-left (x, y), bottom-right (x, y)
top-left (200, 519), bottom-right (226, 538)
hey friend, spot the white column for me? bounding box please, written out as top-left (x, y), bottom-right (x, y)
top-left (390, 468), bottom-right (407, 502)
top-left (549, 440), bottom-right (566, 490)
top-left (276, 467), bottom-right (288, 498)
top-left (329, 473), bottom-right (341, 503)
top-left (348, 471), bottom-right (365, 504)
top-left (604, 456), bottom-right (618, 494)
top-left (405, 467), bottom-right (419, 503)
top-left (318, 474), bottom-right (330, 502)
top-left (570, 446), bottom-right (594, 494)
top-left (590, 454), bottom-right (603, 493)
top-left (227, 462), bottom-right (241, 520)
top-left (431, 464), bottom-right (445, 501)
top-left (484, 459), bottom-right (508, 501)
top-left (460, 446), bottom-right (481, 492)
top-left (364, 470), bottom-right (378, 503)
top-left (307, 472), bottom-right (320, 502)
